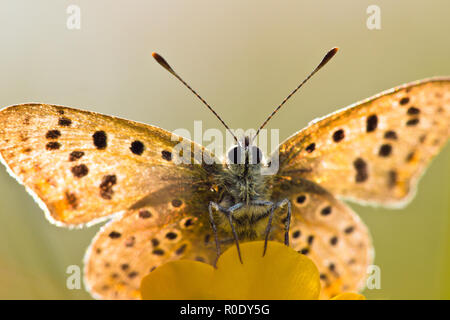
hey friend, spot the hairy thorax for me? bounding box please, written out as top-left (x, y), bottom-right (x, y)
top-left (214, 163), bottom-right (280, 240)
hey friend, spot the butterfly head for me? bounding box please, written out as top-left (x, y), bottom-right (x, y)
top-left (226, 136), bottom-right (264, 167)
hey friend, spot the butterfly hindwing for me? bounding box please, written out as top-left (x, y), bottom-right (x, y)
top-left (0, 104), bottom-right (221, 226)
top-left (84, 198), bottom-right (217, 300)
top-left (277, 78), bottom-right (450, 206)
top-left (270, 178), bottom-right (373, 299)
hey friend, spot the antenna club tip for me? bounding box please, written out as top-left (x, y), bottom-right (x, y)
top-left (327, 47), bottom-right (339, 57)
top-left (152, 52), bottom-right (174, 73)
top-left (317, 47), bottom-right (339, 68)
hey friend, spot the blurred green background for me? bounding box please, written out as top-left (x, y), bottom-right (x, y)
top-left (0, 0), bottom-right (448, 299)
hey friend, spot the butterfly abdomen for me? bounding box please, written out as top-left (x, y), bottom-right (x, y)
top-left (214, 203), bottom-right (276, 241)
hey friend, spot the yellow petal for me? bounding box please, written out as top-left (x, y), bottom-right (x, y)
top-left (211, 241), bottom-right (320, 300)
top-left (141, 260), bottom-right (214, 300)
top-left (331, 292), bottom-right (366, 300)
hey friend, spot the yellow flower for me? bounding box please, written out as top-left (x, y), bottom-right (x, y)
top-left (140, 241), bottom-right (364, 300)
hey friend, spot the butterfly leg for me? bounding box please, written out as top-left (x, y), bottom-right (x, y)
top-left (227, 203), bottom-right (245, 264)
top-left (262, 199), bottom-right (291, 256)
top-left (208, 201), bottom-right (243, 266)
top-left (208, 202), bottom-right (221, 267)
top-left (279, 198), bottom-right (292, 246)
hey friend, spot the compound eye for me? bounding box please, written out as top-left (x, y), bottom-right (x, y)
top-left (249, 146), bottom-right (263, 164)
top-left (228, 146), bottom-right (244, 164)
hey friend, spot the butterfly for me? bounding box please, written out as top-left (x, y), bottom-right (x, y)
top-left (0, 48), bottom-right (449, 300)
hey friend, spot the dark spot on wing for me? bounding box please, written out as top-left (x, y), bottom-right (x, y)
top-left (406, 151), bottom-right (415, 162)
top-left (296, 195), bottom-right (306, 204)
top-left (165, 232), bottom-right (177, 240)
top-left (71, 164), bottom-right (89, 178)
top-left (128, 271), bottom-right (138, 279)
top-left (379, 144), bottom-right (392, 157)
top-left (93, 131), bottom-right (107, 149)
top-left (58, 117), bottom-right (72, 127)
top-left (184, 218), bottom-right (194, 228)
top-left (65, 191), bottom-right (78, 209)
top-left (344, 226), bottom-right (354, 234)
top-left (366, 114), bottom-right (378, 132)
top-left (130, 140), bottom-right (144, 155)
top-left (307, 235), bottom-right (314, 245)
top-left (151, 238), bottom-right (159, 247)
top-left (399, 97), bottom-right (410, 105)
top-left (407, 107), bottom-right (420, 115)
top-left (139, 210), bottom-right (152, 219)
top-left (388, 170), bottom-right (397, 188)
top-left (46, 130), bottom-right (61, 139)
top-left (69, 151), bottom-right (84, 161)
top-left (353, 158), bottom-right (368, 183)
top-left (100, 174), bottom-right (117, 200)
top-left (419, 134), bottom-right (427, 143)
top-left (108, 231), bottom-right (121, 239)
top-left (171, 199), bottom-right (182, 207)
top-left (384, 130), bottom-right (397, 140)
top-left (152, 249), bottom-right (164, 256)
top-left (176, 244), bottom-right (188, 255)
top-left (292, 230), bottom-right (301, 239)
top-left (161, 150), bottom-right (172, 161)
top-left (406, 118), bottom-right (419, 126)
top-left (195, 256), bottom-right (205, 262)
top-left (46, 142), bottom-right (61, 150)
top-left (332, 129), bottom-right (345, 142)
top-left (299, 248), bottom-right (309, 255)
top-left (305, 143), bottom-right (315, 153)
top-left (121, 264), bottom-right (129, 271)
top-left (330, 236), bottom-right (338, 246)
top-left (321, 206), bottom-right (332, 216)
top-left (125, 236), bottom-right (135, 247)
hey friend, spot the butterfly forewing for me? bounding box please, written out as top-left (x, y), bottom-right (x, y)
top-left (277, 78), bottom-right (450, 206)
top-left (0, 104), bottom-right (221, 226)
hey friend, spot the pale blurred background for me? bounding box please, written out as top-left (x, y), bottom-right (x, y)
top-left (0, 0), bottom-right (448, 299)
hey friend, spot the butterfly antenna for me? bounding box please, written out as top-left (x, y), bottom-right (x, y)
top-left (251, 47), bottom-right (339, 143)
top-left (152, 52), bottom-right (239, 144)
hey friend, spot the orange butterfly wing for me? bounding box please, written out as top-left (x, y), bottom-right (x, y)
top-left (277, 77), bottom-right (450, 206)
top-left (0, 104), bottom-right (222, 227)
